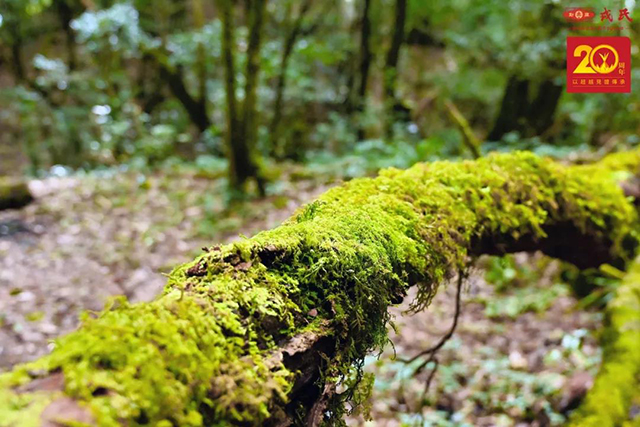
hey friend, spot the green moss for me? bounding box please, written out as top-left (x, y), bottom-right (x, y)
top-left (0, 177), bottom-right (33, 211)
top-left (567, 257), bottom-right (640, 427)
top-left (0, 388), bottom-right (57, 427)
top-left (1, 150), bottom-right (639, 425)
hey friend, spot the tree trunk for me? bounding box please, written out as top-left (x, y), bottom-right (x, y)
top-left (383, 0), bottom-right (407, 137)
top-left (528, 79), bottom-right (564, 136)
top-left (269, 0), bottom-right (313, 159)
top-left (218, 0), bottom-right (266, 195)
top-left (10, 31), bottom-right (27, 84)
top-left (159, 65), bottom-right (211, 133)
top-left (137, 55), bottom-right (166, 114)
top-left (218, 0), bottom-right (263, 194)
top-left (240, 0), bottom-right (267, 165)
top-left (2, 150), bottom-right (639, 426)
top-left (488, 75), bottom-right (564, 141)
top-left (357, 0), bottom-right (372, 105)
top-left (487, 75), bottom-right (530, 141)
top-left (343, 0), bottom-right (373, 137)
top-left (191, 0), bottom-right (207, 107)
top-left (354, 0), bottom-right (372, 140)
top-left (56, 0), bottom-right (78, 71)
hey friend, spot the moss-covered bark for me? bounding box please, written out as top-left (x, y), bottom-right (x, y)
top-left (1, 151), bottom-right (639, 426)
top-left (0, 177), bottom-right (33, 211)
top-left (567, 256), bottom-right (640, 427)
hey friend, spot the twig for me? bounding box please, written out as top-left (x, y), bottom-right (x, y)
top-left (444, 100), bottom-right (481, 159)
top-left (402, 270), bottom-right (465, 366)
top-left (403, 270), bottom-right (465, 414)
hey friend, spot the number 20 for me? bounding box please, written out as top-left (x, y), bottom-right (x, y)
top-left (573, 45), bottom-right (596, 74)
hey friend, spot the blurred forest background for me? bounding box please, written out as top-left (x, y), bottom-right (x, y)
top-left (2, 0), bottom-right (639, 183)
top-left (0, 0), bottom-right (639, 426)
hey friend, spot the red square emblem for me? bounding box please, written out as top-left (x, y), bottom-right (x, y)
top-left (567, 37), bottom-right (631, 93)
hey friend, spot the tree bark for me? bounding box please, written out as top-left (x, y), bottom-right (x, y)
top-left (9, 31), bottom-right (27, 84)
top-left (2, 150), bottom-right (639, 425)
top-left (220, 0), bottom-right (250, 192)
top-left (528, 79), bottom-right (564, 136)
top-left (354, 0), bottom-right (372, 142)
top-left (383, 0), bottom-right (407, 137)
top-left (218, 0), bottom-right (265, 194)
top-left (488, 75), bottom-right (564, 141)
top-left (191, 0), bottom-right (207, 108)
top-left (142, 0), bottom-right (209, 135)
top-left (487, 75), bottom-right (530, 141)
top-left (269, 0), bottom-right (313, 159)
top-left (240, 0), bottom-right (267, 194)
top-left (55, 0), bottom-right (78, 71)
top-left (357, 0), bottom-right (372, 107)
top-left (344, 0), bottom-right (373, 139)
top-left (159, 64), bottom-right (211, 133)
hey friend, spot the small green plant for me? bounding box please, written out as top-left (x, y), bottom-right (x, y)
top-left (483, 284), bottom-right (568, 319)
top-left (484, 255), bottom-right (519, 292)
top-left (481, 255), bottom-right (570, 318)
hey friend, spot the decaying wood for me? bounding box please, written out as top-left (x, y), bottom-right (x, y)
top-left (2, 150), bottom-right (639, 426)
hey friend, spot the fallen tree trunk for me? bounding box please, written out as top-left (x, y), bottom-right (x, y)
top-left (0, 177), bottom-right (33, 211)
top-left (1, 150), bottom-right (639, 426)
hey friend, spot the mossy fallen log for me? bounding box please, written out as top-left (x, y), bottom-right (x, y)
top-left (567, 256), bottom-right (640, 427)
top-left (0, 177), bottom-right (33, 211)
top-left (1, 151), bottom-right (639, 426)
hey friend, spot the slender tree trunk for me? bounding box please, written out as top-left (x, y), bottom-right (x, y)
top-left (488, 76), bottom-right (563, 141)
top-left (241, 0), bottom-right (267, 194)
top-left (159, 65), bottom-right (211, 133)
top-left (344, 0), bottom-right (373, 140)
top-left (56, 0), bottom-right (78, 71)
top-left (529, 79), bottom-right (564, 136)
top-left (487, 76), bottom-right (530, 141)
top-left (357, 0), bottom-right (372, 102)
top-left (137, 55), bottom-right (166, 113)
top-left (356, 0), bottom-right (372, 120)
top-left (10, 41), bottom-right (26, 83)
top-left (241, 0), bottom-right (266, 151)
top-left (219, 0), bottom-right (265, 194)
top-left (269, 0), bottom-right (313, 159)
top-left (191, 0), bottom-right (207, 107)
top-left (9, 22), bottom-right (27, 84)
top-left (384, 0), bottom-right (407, 137)
top-left (219, 0), bottom-right (239, 169)
top-left (142, 1), bottom-right (209, 133)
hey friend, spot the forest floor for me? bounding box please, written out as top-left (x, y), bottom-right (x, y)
top-left (0, 170), bottom-right (602, 426)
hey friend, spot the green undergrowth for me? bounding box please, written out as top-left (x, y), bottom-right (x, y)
top-left (567, 257), bottom-right (640, 427)
top-left (1, 150), bottom-right (639, 426)
top-left (480, 255), bottom-right (569, 319)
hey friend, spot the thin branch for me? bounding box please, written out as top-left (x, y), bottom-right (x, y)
top-left (423, 357), bottom-right (439, 393)
top-left (404, 270), bottom-right (464, 414)
top-left (445, 100), bottom-right (481, 159)
top-left (402, 270), bottom-right (464, 366)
